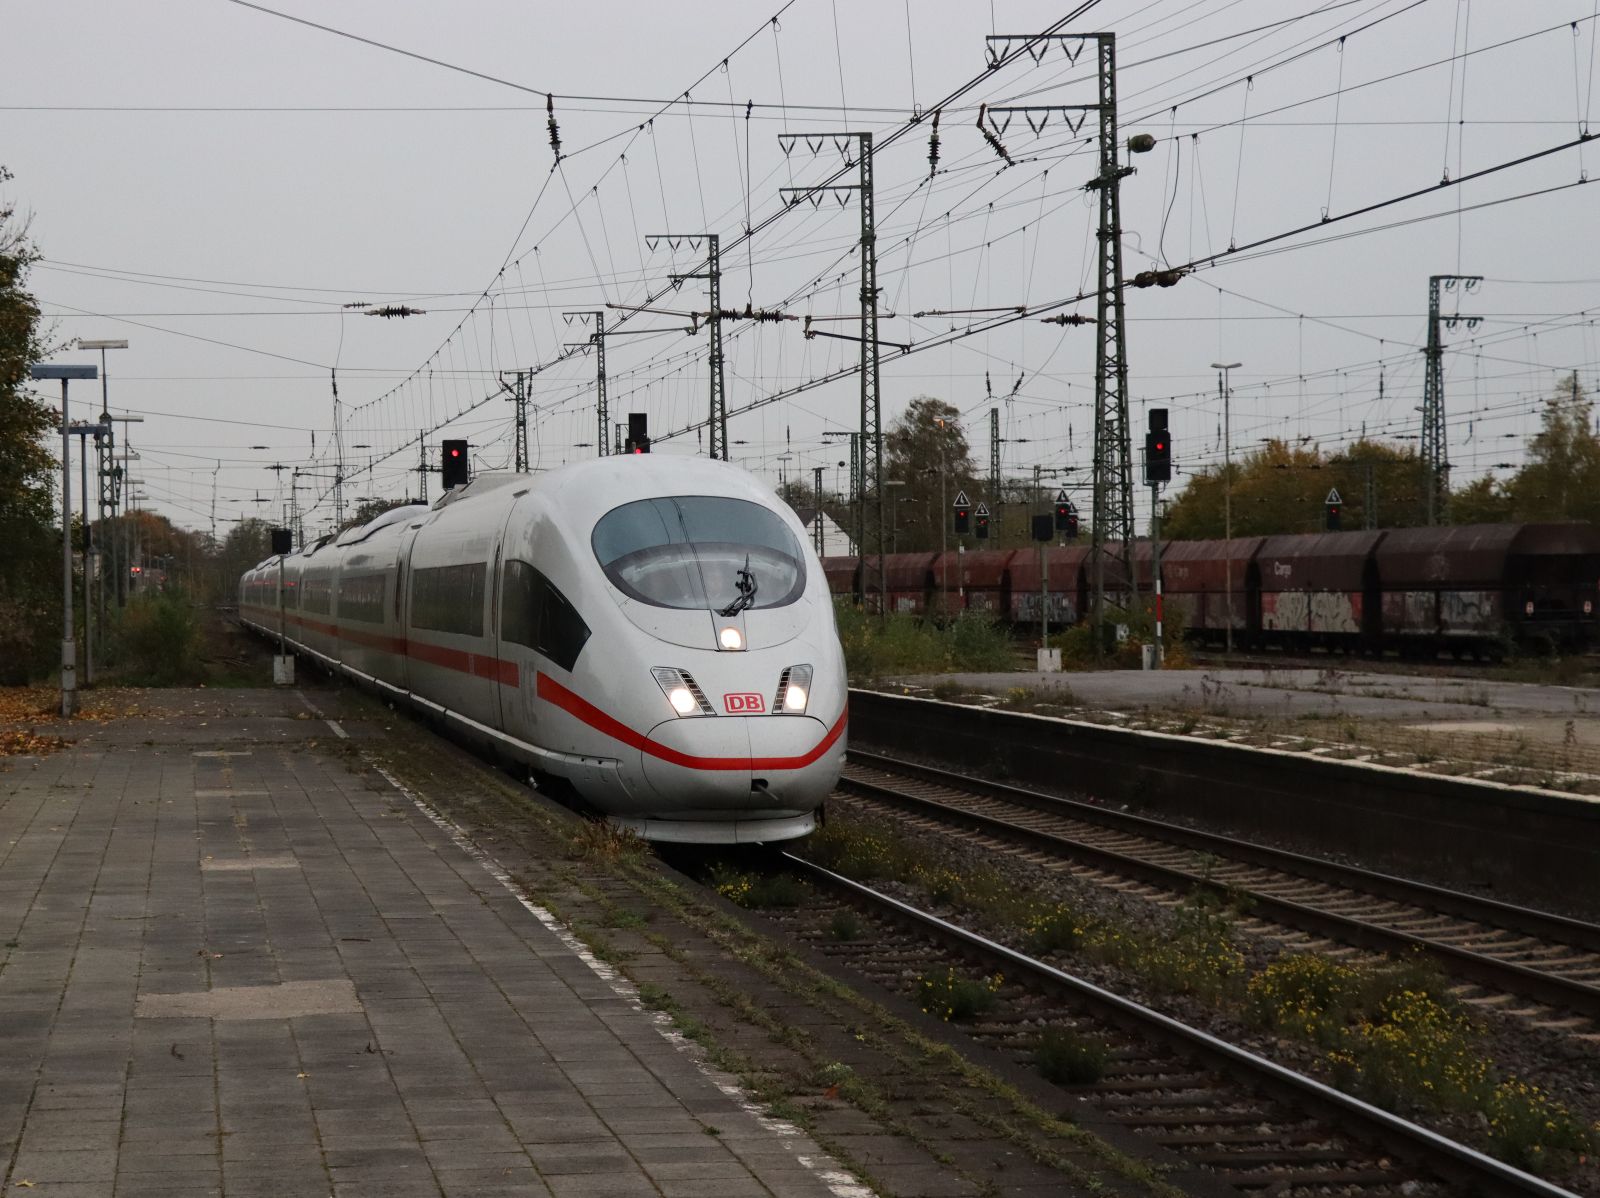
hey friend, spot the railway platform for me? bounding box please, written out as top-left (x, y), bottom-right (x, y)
top-left (0, 686), bottom-right (859, 1198)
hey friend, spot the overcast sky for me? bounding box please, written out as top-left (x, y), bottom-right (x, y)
top-left (8, 0), bottom-right (1599, 540)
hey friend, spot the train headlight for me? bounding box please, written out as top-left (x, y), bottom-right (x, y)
top-left (774, 664), bottom-right (812, 714)
top-left (718, 626), bottom-right (744, 651)
top-left (652, 667), bottom-right (713, 717)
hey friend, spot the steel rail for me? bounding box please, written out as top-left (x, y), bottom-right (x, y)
top-left (838, 764), bottom-right (1600, 1020)
top-left (847, 748), bottom-right (1600, 952)
top-left (783, 852), bottom-right (1580, 1198)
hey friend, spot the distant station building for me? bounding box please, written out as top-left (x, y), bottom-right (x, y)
top-left (789, 505), bottom-right (854, 557)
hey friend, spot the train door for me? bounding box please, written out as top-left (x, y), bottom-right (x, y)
top-left (1360, 556), bottom-right (1382, 653)
top-left (1245, 561), bottom-right (1263, 643)
top-left (393, 521), bottom-right (422, 695)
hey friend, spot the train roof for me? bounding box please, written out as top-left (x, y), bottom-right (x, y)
top-left (335, 503), bottom-right (430, 546)
top-left (1256, 530), bottom-right (1386, 591)
top-left (1376, 522), bottom-right (1600, 586)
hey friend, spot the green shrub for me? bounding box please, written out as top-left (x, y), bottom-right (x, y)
top-left (917, 967), bottom-right (1002, 1021)
top-left (707, 865), bottom-right (806, 909)
top-left (1328, 986), bottom-right (1487, 1110)
top-left (833, 603), bottom-right (1015, 681)
top-left (1022, 902), bottom-right (1084, 955)
top-left (1035, 1029), bottom-right (1109, 1085)
top-left (827, 910), bottom-right (863, 941)
top-left (107, 589), bottom-right (203, 684)
top-left (1248, 953), bottom-right (1363, 1045)
top-left (0, 593), bottom-right (54, 684)
top-left (1484, 1079), bottom-right (1596, 1173)
top-left (1052, 600), bottom-right (1190, 670)
top-left (946, 612), bottom-right (1016, 670)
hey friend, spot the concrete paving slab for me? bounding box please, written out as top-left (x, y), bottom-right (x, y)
top-left (0, 687), bottom-right (864, 1198)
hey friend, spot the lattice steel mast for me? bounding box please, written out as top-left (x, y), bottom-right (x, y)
top-left (562, 311), bottom-right (609, 456)
top-left (648, 233), bottom-right (728, 459)
top-left (985, 33), bottom-right (1137, 645)
top-left (1422, 274), bottom-right (1481, 525)
top-left (781, 132), bottom-right (885, 607)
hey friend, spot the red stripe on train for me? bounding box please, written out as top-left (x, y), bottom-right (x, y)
top-left (535, 671), bottom-right (846, 772)
top-left (241, 605), bottom-right (518, 687)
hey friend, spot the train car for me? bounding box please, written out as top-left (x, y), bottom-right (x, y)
top-left (882, 552), bottom-right (938, 616)
top-left (240, 457), bottom-right (847, 844)
top-left (1253, 531), bottom-right (1384, 650)
top-left (1010, 544), bottom-right (1090, 630)
top-left (1375, 522), bottom-right (1600, 655)
top-left (1159, 537), bottom-right (1265, 644)
top-left (936, 547), bottom-right (1018, 619)
top-left (821, 555), bottom-right (861, 606)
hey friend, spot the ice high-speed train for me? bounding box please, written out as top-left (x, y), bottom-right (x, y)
top-left (238, 456), bottom-right (847, 843)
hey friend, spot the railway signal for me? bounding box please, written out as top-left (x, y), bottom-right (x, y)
top-left (625, 412), bottom-right (651, 454)
top-left (1325, 487), bottom-right (1342, 531)
top-left (974, 502), bottom-right (990, 540)
top-left (953, 489), bottom-right (971, 536)
top-left (1145, 408), bottom-right (1171, 483)
top-left (1053, 489), bottom-right (1073, 532)
top-left (441, 439), bottom-right (469, 489)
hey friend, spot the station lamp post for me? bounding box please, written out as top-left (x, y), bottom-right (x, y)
top-left (30, 362), bottom-right (98, 717)
top-left (1210, 362), bottom-right (1241, 654)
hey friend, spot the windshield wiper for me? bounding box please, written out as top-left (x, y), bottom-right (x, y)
top-left (718, 555), bottom-right (758, 618)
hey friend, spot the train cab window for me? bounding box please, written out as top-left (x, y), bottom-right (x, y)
top-left (591, 496), bottom-right (803, 612)
top-left (410, 562), bottom-right (486, 636)
top-left (502, 560), bottom-right (590, 672)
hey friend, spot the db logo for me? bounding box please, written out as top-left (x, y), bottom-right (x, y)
top-left (723, 693), bottom-right (766, 713)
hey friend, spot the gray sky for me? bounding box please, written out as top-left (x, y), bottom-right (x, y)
top-left (8, 0), bottom-right (1599, 540)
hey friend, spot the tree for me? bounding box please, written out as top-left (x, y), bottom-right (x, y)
top-left (1165, 440), bottom-right (1335, 539)
top-left (1504, 374), bottom-right (1600, 524)
top-left (0, 167), bottom-right (61, 680)
top-left (883, 397), bottom-right (980, 552)
top-left (1449, 474), bottom-right (1513, 524)
top-left (1163, 437), bottom-right (1436, 539)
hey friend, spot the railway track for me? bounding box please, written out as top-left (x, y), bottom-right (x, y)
top-left (768, 853), bottom-right (1578, 1197)
top-left (840, 750), bottom-right (1600, 1035)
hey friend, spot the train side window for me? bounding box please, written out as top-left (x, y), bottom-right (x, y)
top-left (411, 562), bottom-right (486, 636)
top-left (301, 573), bottom-right (333, 614)
top-left (337, 573), bottom-right (387, 623)
top-left (502, 559), bottom-right (591, 672)
top-left (501, 560), bottom-right (539, 650)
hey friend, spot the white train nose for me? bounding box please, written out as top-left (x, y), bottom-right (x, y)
top-left (638, 714), bottom-right (841, 814)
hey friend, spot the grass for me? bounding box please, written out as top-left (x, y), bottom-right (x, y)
top-left (808, 808), bottom-right (1598, 1175)
top-left (1034, 1029), bottom-right (1110, 1085)
top-left (567, 818), bottom-right (650, 862)
top-left (805, 811), bottom-right (1247, 1004)
top-left (1249, 953), bottom-right (1597, 1173)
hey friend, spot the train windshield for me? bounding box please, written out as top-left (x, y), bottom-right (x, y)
top-left (592, 496), bottom-right (804, 611)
